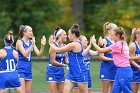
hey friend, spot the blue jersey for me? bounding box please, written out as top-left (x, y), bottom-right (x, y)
top-left (134, 41), bottom-right (140, 57)
top-left (67, 41), bottom-right (88, 82)
top-left (17, 39), bottom-right (32, 73)
top-left (46, 42), bottom-right (66, 82)
top-left (83, 53), bottom-right (91, 70)
top-left (48, 42), bottom-right (66, 65)
top-left (131, 41), bottom-right (140, 83)
top-left (100, 38), bottom-right (116, 80)
top-left (0, 48), bottom-right (17, 71)
top-left (101, 38), bottom-right (116, 70)
top-left (0, 47), bottom-right (21, 89)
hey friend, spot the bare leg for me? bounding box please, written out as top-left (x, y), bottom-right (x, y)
top-left (57, 82), bottom-right (64, 93)
top-left (77, 83), bottom-right (88, 93)
top-left (0, 90), bottom-right (7, 93)
top-left (48, 82), bottom-right (57, 93)
top-left (73, 88), bottom-right (79, 93)
top-left (88, 88), bottom-right (91, 93)
top-left (132, 83), bottom-right (139, 93)
top-left (20, 79), bottom-right (25, 93)
top-left (101, 80), bottom-right (110, 93)
top-left (63, 80), bottom-right (75, 93)
top-left (25, 80), bottom-right (32, 93)
top-left (109, 81), bottom-right (114, 93)
top-left (15, 87), bottom-right (23, 93)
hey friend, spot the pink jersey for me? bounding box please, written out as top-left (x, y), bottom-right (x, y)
top-left (109, 41), bottom-right (130, 67)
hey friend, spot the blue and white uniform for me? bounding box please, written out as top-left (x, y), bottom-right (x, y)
top-left (46, 42), bottom-right (66, 82)
top-left (74, 52), bottom-right (92, 88)
top-left (131, 41), bottom-right (140, 83)
top-left (66, 41), bottom-right (88, 83)
top-left (100, 38), bottom-right (117, 80)
top-left (17, 39), bottom-right (33, 80)
top-left (0, 48), bottom-right (21, 89)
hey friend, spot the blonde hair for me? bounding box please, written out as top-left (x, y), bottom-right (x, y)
top-left (103, 22), bottom-right (117, 36)
top-left (130, 28), bottom-right (140, 43)
top-left (79, 35), bottom-right (85, 41)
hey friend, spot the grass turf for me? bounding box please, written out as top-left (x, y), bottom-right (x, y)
top-left (32, 60), bottom-right (101, 91)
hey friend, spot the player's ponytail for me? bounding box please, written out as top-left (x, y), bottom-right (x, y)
top-left (4, 31), bottom-right (14, 46)
top-left (113, 27), bottom-right (126, 52)
top-left (18, 25), bottom-right (31, 39)
top-left (70, 23), bottom-right (80, 38)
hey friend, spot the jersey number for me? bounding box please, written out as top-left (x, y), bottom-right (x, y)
top-left (6, 59), bottom-right (16, 71)
top-left (27, 53), bottom-right (31, 61)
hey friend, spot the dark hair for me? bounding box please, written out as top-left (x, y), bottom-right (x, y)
top-left (53, 26), bottom-right (61, 40)
top-left (18, 25), bottom-right (30, 38)
top-left (4, 31), bottom-right (14, 46)
top-left (70, 23), bottom-right (80, 38)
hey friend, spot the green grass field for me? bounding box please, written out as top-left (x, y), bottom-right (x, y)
top-left (32, 60), bottom-right (101, 92)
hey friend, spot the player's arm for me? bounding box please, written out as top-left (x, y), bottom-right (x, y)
top-left (33, 36), bottom-right (46, 57)
top-left (0, 49), bottom-right (6, 59)
top-left (129, 42), bottom-right (140, 61)
top-left (13, 50), bottom-right (19, 60)
top-left (16, 40), bottom-right (33, 57)
top-left (0, 49), bottom-right (3, 58)
top-left (131, 56), bottom-right (140, 61)
top-left (130, 61), bottom-right (140, 69)
top-left (89, 50), bottom-right (98, 57)
top-left (98, 38), bottom-right (111, 61)
top-left (99, 53), bottom-right (113, 61)
top-left (49, 35), bottom-right (74, 53)
top-left (91, 36), bottom-right (111, 53)
top-left (129, 42), bottom-right (140, 69)
top-left (49, 46), bottom-right (64, 66)
top-left (13, 50), bottom-right (19, 66)
top-left (93, 42), bottom-right (111, 53)
top-left (82, 44), bottom-right (92, 56)
top-left (50, 43), bottom-right (74, 53)
top-left (64, 52), bottom-right (68, 64)
top-left (34, 44), bottom-right (45, 57)
top-left (82, 37), bottom-right (92, 56)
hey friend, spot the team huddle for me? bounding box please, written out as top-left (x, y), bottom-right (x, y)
top-left (0, 22), bottom-right (140, 93)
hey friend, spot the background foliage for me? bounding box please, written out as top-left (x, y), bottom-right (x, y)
top-left (0, 0), bottom-right (140, 56)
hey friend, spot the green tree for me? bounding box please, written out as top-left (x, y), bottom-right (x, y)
top-left (84, 0), bottom-right (140, 41)
top-left (0, 0), bottom-right (64, 56)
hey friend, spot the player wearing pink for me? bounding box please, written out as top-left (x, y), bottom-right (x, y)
top-left (109, 41), bottom-right (130, 67)
top-left (91, 27), bottom-right (133, 93)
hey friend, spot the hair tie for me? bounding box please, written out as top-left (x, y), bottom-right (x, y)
top-left (8, 34), bottom-right (11, 40)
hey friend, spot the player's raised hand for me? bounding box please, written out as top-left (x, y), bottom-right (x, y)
top-left (91, 35), bottom-right (96, 44)
top-left (48, 35), bottom-right (54, 45)
top-left (32, 36), bottom-right (35, 46)
top-left (89, 37), bottom-right (93, 46)
top-left (98, 36), bottom-right (103, 44)
top-left (98, 36), bottom-right (105, 48)
top-left (41, 35), bottom-right (46, 46)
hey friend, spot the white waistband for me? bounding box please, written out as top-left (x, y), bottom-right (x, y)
top-left (0, 70), bottom-right (16, 73)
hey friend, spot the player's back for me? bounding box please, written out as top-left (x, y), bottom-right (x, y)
top-left (0, 47), bottom-right (17, 71)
